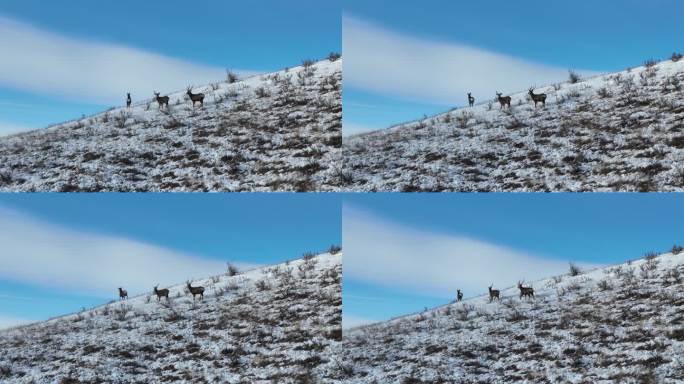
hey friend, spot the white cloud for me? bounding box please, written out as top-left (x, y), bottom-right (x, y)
top-left (343, 206), bottom-right (600, 298)
top-left (342, 122), bottom-right (381, 136)
top-left (0, 314), bottom-right (32, 330)
top-left (0, 120), bottom-right (34, 136)
top-left (343, 15), bottom-right (599, 107)
top-left (343, 314), bottom-right (377, 330)
top-left (0, 207), bottom-right (257, 298)
top-left (0, 16), bottom-right (258, 105)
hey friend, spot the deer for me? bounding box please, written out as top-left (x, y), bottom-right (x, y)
top-left (517, 281), bottom-right (535, 299)
top-left (118, 287), bottom-right (128, 300)
top-left (457, 289), bottom-right (463, 302)
top-left (154, 92), bottom-right (169, 110)
top-left (467, 92), bottom-right (475, 107)
top-left (186, 281), bottom-right (205, 301)
top-left (528, 88), bottom-right (547, 108)
top-left (488, 284), bottom-right (500, 302)
top-left (153, 285), bottom-right (170, 301)
top-left (186, 87), bottom-right (205, 108)
top-left (126, 93), bottom-right (131, 108)
top-left (496, 92), bottom-right (511, 109)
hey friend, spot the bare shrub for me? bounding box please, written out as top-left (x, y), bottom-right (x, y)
top-left (569, 262), bottom-right (582, 276)
top-left (597, 87), bottom-right (612, 98)
top-left (665, 268), bottom-right (681, 284)
top-left (302, 59), bottom-right (315, 68)
top-left (328, 52), bottom-right (341, 62)
top-left (671, 245), bottom-right (683, 255)
top-left (113, 304), bottom-right (131, 321)
top-left (672, 52), bottom-right (683, 62)
top-left (114, 111), bottom-right (130, 128)
top-left (455, 304), bottom-right (473, 321)
top-left (255, 280), bottom-right (270, 291)
top-left (568, 70), bottom-right (581, 84)
top-left (455, 111), bottom-right (473, 129)
top-left (644, 59), bottom-right (657, 68)
top-left (597, 279), bottom-right (612, 291)
top-left (640, 257), bottom-right (660, 275)
top-left (328, 244), bottom-right (342, 254)
top-left (255, 87), bottom-right (270, 98)
top-left (226, 69), bottom-right (239, 83)
top-left (227, 263), bottom-right (239, 276)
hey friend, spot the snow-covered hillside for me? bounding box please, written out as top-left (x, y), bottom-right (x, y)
top-left (0, 58), bottom-right (342, 191)
top-left (0, 251), bottom-right (341, 383)
top-left (344, 57), bottom-right (684, 191)
top-left (334, 248), bottom-right (684, 383)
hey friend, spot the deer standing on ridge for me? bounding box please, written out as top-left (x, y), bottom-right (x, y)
top-left (154, 92), bottom-right (169, 110)
top-left (153, 285), bottom-right (170, 301)
top-left (457, 289), bottom-right (463, 302)
top-left (186, 87), bottom-right (205, 108)
top-left (467, 92), bottom-right (475, 107)
top-left (528, 88), bottom-right (547, 108)
top-left (186, 281), bottom-right (205, 301)
top-left (518, 281), bottom-right (535, 299)
top-left (118, 287), bottom-right (128, 300)
top-left (126, 93), bottom-right (131, 108)
top-left (488, 285), bottom-right (500, 302)
top-left (496, 92), bottom-right (511, 109)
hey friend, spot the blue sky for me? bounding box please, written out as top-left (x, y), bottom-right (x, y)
top-left (343, 193), bottom-right (684, 327)
top-left (343, 0), bottom-right (684, 134)
top-left (0, 194), bottom-right (341, 328)
top-left (0, 0), bottom-right (341, 134)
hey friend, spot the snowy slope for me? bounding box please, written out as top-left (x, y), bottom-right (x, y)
top-left (332, 248), bottom-right (684, 383)
top-left (344, 58), bottom-right (684, 191)
top-left (0, 251), bottom-right (342, 383)
top-left (0, 58), bottom-right (342, 191)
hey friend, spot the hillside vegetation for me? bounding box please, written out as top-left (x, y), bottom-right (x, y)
top-left (0, 58), bottom-right (342, 192)
top-left (334, 248), bottom-right (684, 383)
top-left (344, 57), bottom-right (684, 191)
top-left (0, 252), bottom-right (342, 383)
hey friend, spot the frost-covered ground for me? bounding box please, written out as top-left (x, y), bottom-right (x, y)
top-left (333, 248), bottom-right (684, 383)
top-left (344, 58), bottom-right (684, 191)
top-left (0, 251), bottom-right (342, 383)
top-left (0, 58), bottom-right (341, 191)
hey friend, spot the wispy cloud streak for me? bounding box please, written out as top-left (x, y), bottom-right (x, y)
top-left (0, 16), bottom-right (257, 104)
top-left (343, 206), bottom-right (600, 298)
top-left (343, 15), bottom-right (599, 107)
top-left (0, 207), bottom-right (256, 297)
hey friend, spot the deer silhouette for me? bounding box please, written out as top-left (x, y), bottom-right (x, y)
top-left (496, 92), bottom-right (511, 109)
top-left (153, 285), bottom-right (170, 301)
top-left (154, 92), bottom-right (169, 110)
top-left (118, 287), bottom-right (128, 300)
top-left (126, 93), bottom-right (131, 108)
top-left (528, 88), bottom-right (547, 108)
top-left (186, 281), bottom-right (205, 301)
top-left (467, 92), bottom-right (475, 107)
top-left (186, 87), bottom-right (205, 108)
top-left (517, 281), bottom-right (534, 299)
top-left (488, 285), bottom-right (500, 302)
top-left (457, 289), bottom-right (463, 302)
